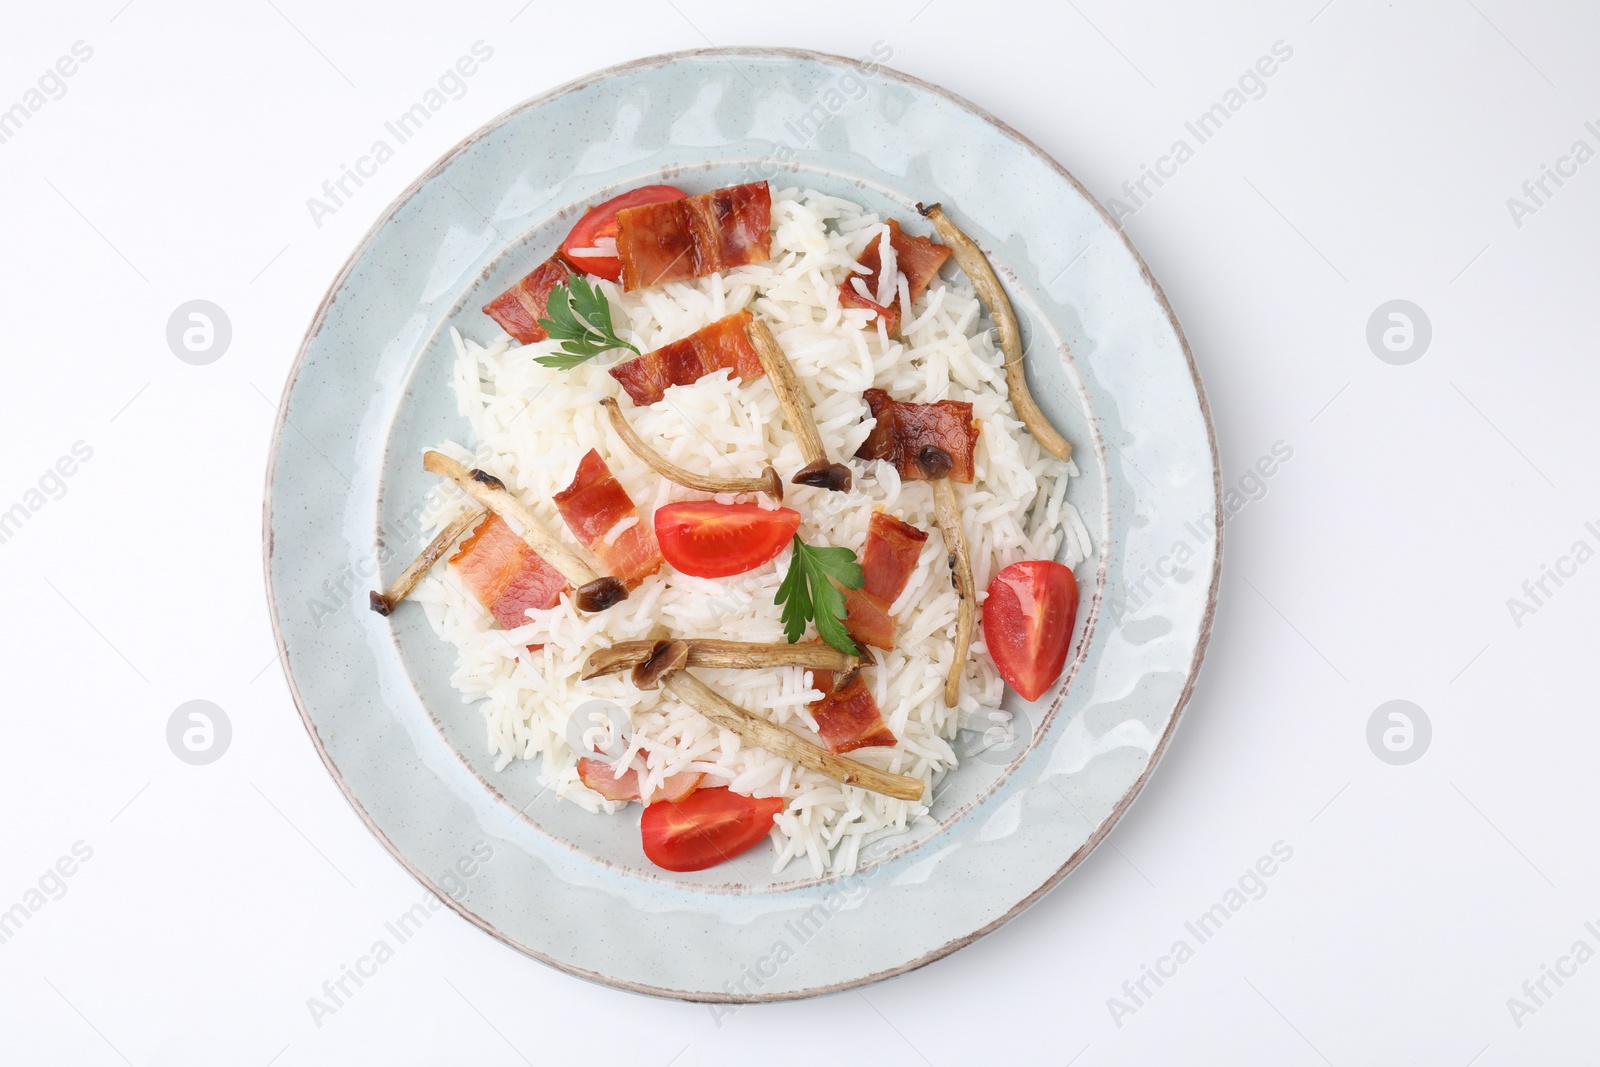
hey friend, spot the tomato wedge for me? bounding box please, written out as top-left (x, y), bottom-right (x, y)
top-left (560, 185), bottom-right (686, 282)
top-left (640, 787), bottom-right (784, 872)
top-left (654, 502), bottom-right (800, 579)
top-left (982, 560), bottom-right (1079, 701)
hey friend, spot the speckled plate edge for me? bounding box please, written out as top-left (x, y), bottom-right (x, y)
top-left (262, 46), bottom-right (1221, 1001)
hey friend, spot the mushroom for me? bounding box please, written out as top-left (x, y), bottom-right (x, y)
top-left (661, 669), bottom-right (924, 801)
top-left (629, 639), bottom-right (690, 690)
top-left (927, 464), bottom-right (976, 709)
top-left (743, 317), bottom-right (853, 492)
top-left (368, 505), bottom-right (487, 616)
top-left (421, 450), bottom-right (627, 613)
top-left (917, 202), bottom-right (1072, 463)
top-left (600, 397), bottom-right (782, 500)
top-left (582, 639), bottom-right (859, 681)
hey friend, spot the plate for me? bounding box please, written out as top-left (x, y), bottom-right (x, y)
top-left (263, 47), bottom-right (1220, 1001)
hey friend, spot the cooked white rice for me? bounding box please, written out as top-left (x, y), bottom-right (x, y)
top-left (413, 186), bottom-right (1090, 876)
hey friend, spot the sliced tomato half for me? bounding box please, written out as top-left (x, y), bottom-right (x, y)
top-left (640, 787), bottom-right (784, 872)
top-left (654, 502), bottom-right (800, 579)
top-left (981, 560), bottom-right (1079, 701)
top-left (560, 184), bottom-right (686, 281)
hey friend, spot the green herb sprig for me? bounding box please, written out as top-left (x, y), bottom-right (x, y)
top-left (775, 535), bottom-right (864, 655)
top-left (533, 275), bottom-right (640, 369)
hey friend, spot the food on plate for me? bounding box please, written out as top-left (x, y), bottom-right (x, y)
top-left (744, 317), bottom-right (853, 492)
top-left (601, 397), bottom-right (782, 500)
top-left (918, 202), bottom-right (1071, 462)
top-left (838, 218), bottom-right (952, 333)
top-left (369, 505), bottom-right (488, 616)
top-left (616, 181), bottom-right (772, 290)
top-left (560, 184), bottom-right (686, 282)
top-left (982, 560), bottom-right (1079, 701)
top-left (481, 256), bottom-right (571, 345)
top-left (856, 389), bottom-right (980, 484)
top-left (840, 512), bottom-right (928, 651)
top-left (807, 670), bottom-right (897, 754)
top-left (581, 638), bottom-right (859, 681)
top-left (776, 534), bottom-right (864, 655)
top-left (654, 501), bottom-right (801, 579)
top-left (447, 512), bottom-right (569, 630)
top-left (607, 309), bottom-right (764, 405)
top-left (552, 449), bottom-right (662, 588)
top-left (421, 450), bottom-right (629, 613)
top-left (641, 787), bottom-right (786, 872)
top-left (377, 182), bottom-right (1093, 874)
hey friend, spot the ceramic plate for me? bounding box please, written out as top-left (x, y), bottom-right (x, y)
top-left (264, 47), bottom-right (1220, 1001)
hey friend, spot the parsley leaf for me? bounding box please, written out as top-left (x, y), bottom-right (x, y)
top-left (533, 274), bottom-right (640, 368)
top-left (775, 535), bottom-right (865, 655)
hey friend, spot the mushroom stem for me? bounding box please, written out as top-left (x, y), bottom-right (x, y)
top-left (743, 317), bottom-right (853, 492)
top-left (930, 478), bottom-right (975, 708)
top-left (421, 450), bottom-right (628, 613)
top-left (662, 670), bottom-right (924, 801)
top-left (368, 505), bottom-right (488, 616)
top-left (917, 202), bottom-right (1071, 463)
top-left (601, 397), bottom-right (782, 500)
top-left (583, 639), bottom-right (859, 681)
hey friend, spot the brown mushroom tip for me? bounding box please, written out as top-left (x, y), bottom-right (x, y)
top-left (916, 201), bottom-right (941, 217)
top-left (915, 445), bottom-right (954, 479)
top-left (368, 590), bottom-right (394, 616)
top-left (761, 466), bottom-right (785, 501)
top-left (574, 576), bottom-right (629, 613)
top-left (856, 645), bottom-right (877, 667)
top-left (468, 468), bottom-right (506, 491)
top-left (792, 460), bottom-right (853, 493)
top-left (632, 640), bottom-right (689, 690)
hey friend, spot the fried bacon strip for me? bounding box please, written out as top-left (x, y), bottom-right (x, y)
top-left (482, 256), bottom-right (572, 344)
top-left (447, 512), bottom-right (569, 629)
top-left (841, 512), bottom-right (929, 651)
top-left (369, 505), bottom-right (488, 616)
top-left (856, 388), bottom-right (980, 484)
top-left (838, 219), bottom-right (951, 332)
top-left (806, 671), bottom-right (897, 754)
top-left (616, 182), bottom-right (772, 291)
top-left (422, 451), bottom-right (627, 613)
top-left (607, 310), bottom-right (765, 406)
top-left (552, 449), bottom-right (663, 589)
top-left (577, 757), bottom-right (703, 804)
top-left (917, 202), bottom-right (1071, 462)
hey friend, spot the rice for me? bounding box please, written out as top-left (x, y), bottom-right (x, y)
top-left (413, 187), bottom-right (1089, 876)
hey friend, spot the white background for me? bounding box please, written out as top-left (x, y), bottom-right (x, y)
top-left (1, 0), bottom-right (1595, 1063)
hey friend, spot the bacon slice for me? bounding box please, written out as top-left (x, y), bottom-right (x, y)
top-left (859, 512), bottom-right (928, 604)
top-left (838, 220), bottom-right (951, 332)
top-left (856, 388), bottom-right (980, 484)
top-left (840, 512), bottom-right (928, 651)
top-left (448, 513), bottom-right (568, 629)
top-left (577, 758), bottom-right (703, 803)
top-left (552, 449), bottom-right (662, 588)
top-left (482, 256), bottom-right (572, 344)
top-left (806, 671), bottom-right (897, 754)
top-left (608, 310), bottom-right (764, 405)
top-left (616, 182), bottom-right (772, 291)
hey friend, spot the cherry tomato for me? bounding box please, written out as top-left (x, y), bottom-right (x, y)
top-left (981, 560), bottom-right (1078, 701)
top-left (640, 787), bottom-right (784, 872)
top-left (654, 502), bottom-right (800, 579)
top-left (560, 184), bottom-right (686, 281)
